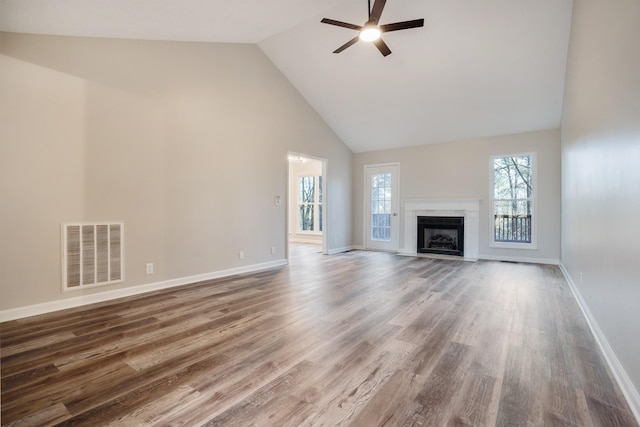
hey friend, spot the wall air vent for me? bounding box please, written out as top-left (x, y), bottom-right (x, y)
top-left (62, 223), bottom-right (124, 291)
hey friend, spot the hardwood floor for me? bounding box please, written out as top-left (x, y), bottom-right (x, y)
top-left (1, 244), bottom-right (637, 426)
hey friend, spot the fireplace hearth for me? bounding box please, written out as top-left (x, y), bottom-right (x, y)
top-left (417, 216), bottom-right (464, 257)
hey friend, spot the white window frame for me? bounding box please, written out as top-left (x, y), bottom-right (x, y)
top-left (489, 152), bottom-right (537, 250)
top-left (297, 175), bottom-right (323, 235)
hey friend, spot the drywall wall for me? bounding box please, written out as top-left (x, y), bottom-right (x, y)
top-left (0, 54), bottom-right (86, 309)
top-left (352, 129), bottom-right (561, 263)
top-left (0, 32), bottom-right (353, 311)
top-left (561, 0), bottom-right (640, 409)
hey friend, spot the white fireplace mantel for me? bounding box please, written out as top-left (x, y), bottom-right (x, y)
top-left (398, 199), bottom-right (480, 261)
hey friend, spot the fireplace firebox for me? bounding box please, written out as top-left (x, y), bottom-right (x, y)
top-left (417, 216), bottom-right (464, 257)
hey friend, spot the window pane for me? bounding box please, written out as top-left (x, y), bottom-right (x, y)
top-left (371, 214), bottom-right (391, 241)
top-left (299, 205), bottom-right (314, 231)
top-left (492, 155), bottom-right (533, 244)
top-left (299, 176), bottom-right (315, 203)
top-left (493, 156), bottom-right (532, 199)
top-left (493, 200), bottom-right (532, 242)
top-left (370, 172), bottom-right (392, 242)
top-left (372, 226), bottom-right (391, 241)
top-left (319, 204), bottom-right (323, 232)
top-left (318, 176), bottom-right (323, 203)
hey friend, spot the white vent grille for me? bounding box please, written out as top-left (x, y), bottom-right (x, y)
top-left (62, 223), bottom-right (124, 290)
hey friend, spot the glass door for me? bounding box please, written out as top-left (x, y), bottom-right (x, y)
top-left (365, 164), bottom-right (399, 251)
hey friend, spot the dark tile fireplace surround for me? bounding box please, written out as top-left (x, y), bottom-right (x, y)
top-left (417, 216), bottom-right (464, 257)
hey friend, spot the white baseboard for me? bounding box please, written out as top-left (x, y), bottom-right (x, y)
top-left (0, 259), bottom-right (288, 322)
top-left (478, 254), bottom-right (560, 265)
top-left (289, 237), bottom-right (322, 244)
top-left (559, 263), bottom-right (640, 424)
top-left (327, 245), bottom-right (357, 255)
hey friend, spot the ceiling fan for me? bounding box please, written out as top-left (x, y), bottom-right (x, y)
top-left (321, 0), bottom-right (424, 57)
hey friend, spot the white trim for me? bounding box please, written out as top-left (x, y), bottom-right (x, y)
top-left (489, 152), bottom-right (537, 249)
top-left (289, 236), bottom-right (322, 244)
top-left (478, 254), bottom-right (559, 265)
top-left (399, 198), bottom-right (480, 261)
top-left (327, 245), bottom-right (357, 255)
top-left (364, 163), bottom-right (400, 251)
top-left (0, 259), bottom-right (288, 322)
top-left (559, 263), bottom-right (640, 424)
top-left (286, 151), bottom-right (328, 256)
top-left (321, 159), bottom-right (328, 255)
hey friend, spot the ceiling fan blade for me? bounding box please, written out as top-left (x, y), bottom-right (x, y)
top-left (321, 18), bottom-right (362, 31)
top-left (373, 38), bottom-right (392, 56)
top-left (369, 0), bottom-right (387, 23)
top-left (380, 19), bottom-right (425, 33)
top-left (333, 36), bottom-right (360, 54)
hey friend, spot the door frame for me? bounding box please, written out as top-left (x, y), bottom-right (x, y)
top-left (286, 152), bottom-right (328, 259)
top-left (363, 163), bottom-right (400, 251)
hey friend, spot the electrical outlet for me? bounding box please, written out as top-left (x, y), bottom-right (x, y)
top-left (146, 263), bottom-right (154, 275)
top-left (239, 251), bottom-right (245, 260)
top-left (271, 246), bottom-right (277, 255)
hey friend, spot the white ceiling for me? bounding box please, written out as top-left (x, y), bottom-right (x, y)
top-left (0, 0), bottom-right (574, 153)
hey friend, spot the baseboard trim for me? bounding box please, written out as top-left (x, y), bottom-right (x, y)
top-left (0, 259), bottom-right (288, 322)
top-left (327, 245), bottom-right (357, 255)
top-left (559, 263), bottom-right (640, 424)
top-left (478, 254), bottom-right (560, 265)
top-left (289, 237), bottom-right (322, 244)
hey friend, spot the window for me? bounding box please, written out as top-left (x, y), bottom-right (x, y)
top-left (491, 154), bottom-right (535, 247)
top-left (371, 172), bottom-right (392, 241)
top-left (298, 176), bottom-right (323, 233)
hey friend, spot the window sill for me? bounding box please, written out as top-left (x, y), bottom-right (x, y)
top-left (490, 241), bottom-right (537, 250)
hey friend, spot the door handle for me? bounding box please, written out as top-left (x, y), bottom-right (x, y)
top-left (393, 213), bottom-right (397, 216)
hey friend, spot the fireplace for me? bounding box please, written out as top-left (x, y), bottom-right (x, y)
top-left (400, 199), bottom-right (479, 261)
top-left (417, 216), bottom-right (464, 257)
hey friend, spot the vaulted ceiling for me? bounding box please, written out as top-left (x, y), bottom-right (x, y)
top-left (0, 0), bottom-right (574, 152)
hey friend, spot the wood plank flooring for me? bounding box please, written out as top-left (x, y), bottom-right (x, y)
top-left (1, 244), bottom-right (638, 426)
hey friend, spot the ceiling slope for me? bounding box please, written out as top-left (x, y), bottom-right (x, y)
top-left (0, 0), bottom-right (574, 152)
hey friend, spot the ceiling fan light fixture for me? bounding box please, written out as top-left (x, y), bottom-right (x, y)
top-left (321, 0), bottom-right (424, 56)
top-left (359, 25), bottom-right (381, 42)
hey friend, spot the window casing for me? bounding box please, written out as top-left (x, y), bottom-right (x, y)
top-left (298, 176), bottom-right (323, 233)
top-left (490, 153), bottom-right (536, 249)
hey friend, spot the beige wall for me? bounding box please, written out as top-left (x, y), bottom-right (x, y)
top-left (561, 0), bottom-right (640, 402)
top-left (0, 32), bottom-right (353, 311)
top-left (0, 54), bottom-right (86, 309)
top-left (353, 129), bottom-right (561, 262)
